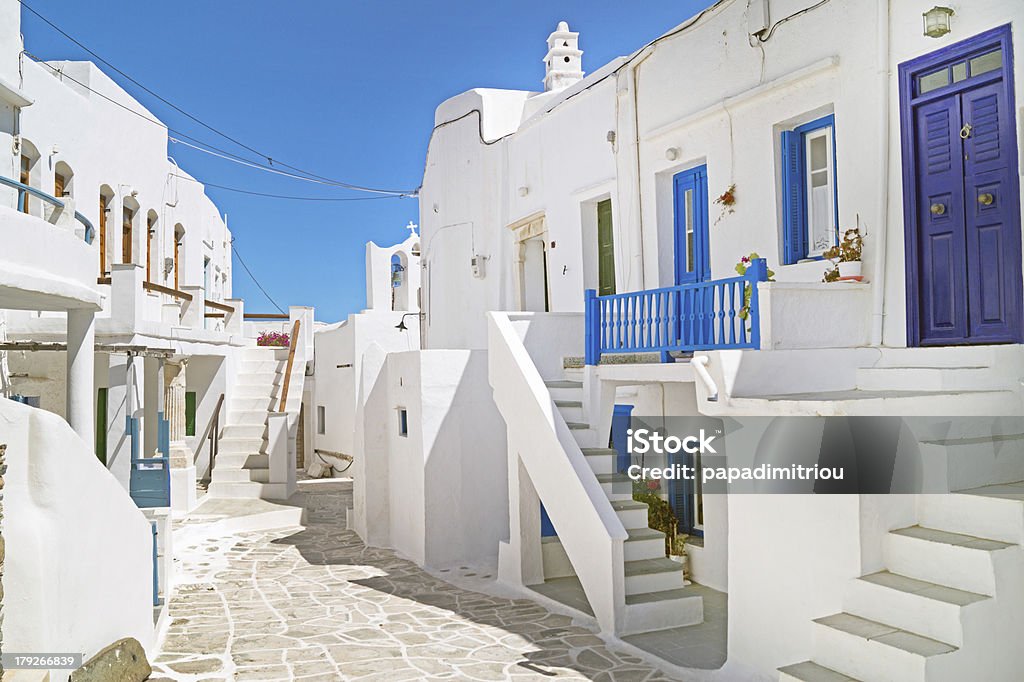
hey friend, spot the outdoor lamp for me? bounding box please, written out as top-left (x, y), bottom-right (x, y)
top-left (923, 6), bottom-right (954, 38)
top-left (395, 312), bottom-right (422, 331)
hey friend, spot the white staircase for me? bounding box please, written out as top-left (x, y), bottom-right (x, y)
top-left (208, 347), bottom-right (303, 499)
top-left (779, 485), bottom-right (1024, 682)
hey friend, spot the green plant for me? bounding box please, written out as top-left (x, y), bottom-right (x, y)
top-left (670, 534), bottom-right (689, 557)
top-left (821, 228), bottom-right (863, 282)
top-left (734, 252), bottom-right (776, 322)
top-left (633, 490), bottom-right (677, 556)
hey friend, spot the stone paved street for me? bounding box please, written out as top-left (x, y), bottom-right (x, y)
top-left (151, 481), bottom-right (683, 681)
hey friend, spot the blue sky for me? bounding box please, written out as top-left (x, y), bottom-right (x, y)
top-left (21, 1), bottom-right (713, 321)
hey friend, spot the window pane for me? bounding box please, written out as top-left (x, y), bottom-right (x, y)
top-left (811, 169), bottom-right (829, 188)
top-left (918, 68), bottom-right (949, 94)
top-left (970, 48), bottom-right (1002, 77)
top-left (951, 61), bottom-right (967, 82)
top-left (685, 189), bottom-right (694, 273)
top-left (810, 134), bottom-right (828, 171)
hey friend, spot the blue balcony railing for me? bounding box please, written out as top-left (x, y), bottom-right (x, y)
top-left (0, 175), bottom-right (95, 244)
top-left (585, 258), bottom-right (768, 365)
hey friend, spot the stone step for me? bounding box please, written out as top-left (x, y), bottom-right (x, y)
top-left (220, 424), bottom-right (267, 440)
top-left (856, 366), bottom-right (1003, 392)
top-left (554, 400), bottom-right (584, 423)
top-left (218, 437), bottom-right (267, 455)
top-left (625, 527), bottom-right (666, 562)
top-left (844, 570), bottom-right (986, 647)
top-left (234, 383), bottom-right (279, 398)
top-left (610, 498), bottom-right (652, 529)
top-left (545, 380), bottom-right (583, 402)
top-left (727, 390), bottom-right (1018, 417)
top-left (227, 410), bottom-right (272, 426)
top-left (621, 586), bottom-right (703, 636)
top-left (872, 345), bottom-right (1003, 368)
top-left (206, 480), bottom-right (267, 499)
top-left (581, 447), bottom-right (618, 475)
top-left (211, 467), bottom-right (271, 484)
top-left (623, 557), bottom-right (686, 595)
top-left (241, 347), bottom-right (287, 361)
top-left (239, 360), bottom-right (287, 373)
top-left (884, 526), bottom-right (1013, 596)
top-left (213, 452), bottom-right (269, 470)
top-left (778, 661), bottom-right (863, 682)
top-left (597, 473), bottom-right (634, 501)
top-left (541, 536), bottom-right (575, 579)
top-left (918, 489), bottom-right (1024, 545)
top-left (812, 612), bottom-right (955, 682)
top-left (229, 397), bottom-right (276, 412)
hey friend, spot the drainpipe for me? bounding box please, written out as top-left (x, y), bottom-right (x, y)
top-left (870, 0), bottom-right (891, 346)
top-left (630, 51), bottom-right (653, 292)
top-left (691, 356), bottom-right (718, 402)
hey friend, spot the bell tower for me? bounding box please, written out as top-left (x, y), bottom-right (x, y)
top-left (543, 21), bottom-right (583, 92)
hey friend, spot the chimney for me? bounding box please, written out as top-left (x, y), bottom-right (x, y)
top-left (543, 21), bottom-right (583, 92)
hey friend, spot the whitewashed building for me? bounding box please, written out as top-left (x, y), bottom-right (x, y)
top-left (0, 0), bottom-right (311, 667)
top-left (355, 1), bottom-right (1024, 679)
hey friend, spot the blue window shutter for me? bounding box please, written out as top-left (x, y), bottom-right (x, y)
top-left (781, 130), bottom-right (806, 264)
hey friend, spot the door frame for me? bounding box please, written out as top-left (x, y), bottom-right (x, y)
top-left (673, 164), bottom-right (711, 285)
top-left (509, 213), bottom-right (550, 312)
top-left (899, 24), bottom-right (1022, 346)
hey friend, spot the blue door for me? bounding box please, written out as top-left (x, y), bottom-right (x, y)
top-left (673, 166), bottom-right (710, 285)
top-left (902, 26), bottom-right (1023, 346)
top-left (671, 166), bottom-right (711, 354)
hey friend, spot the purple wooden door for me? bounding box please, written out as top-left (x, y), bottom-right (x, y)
top-left (904, 28), bottom-right (1022, 346)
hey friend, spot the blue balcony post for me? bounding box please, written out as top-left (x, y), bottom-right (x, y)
top-left (150, 521), bottom-right (160, 606)
top-left (746, 258), bottom-right (768, 349)
top-left (584, 288), bottom-right (601, 365)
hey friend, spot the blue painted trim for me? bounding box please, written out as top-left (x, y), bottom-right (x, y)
top-left (0, 175), bottom-right (95, 243)
top-left (782, 115), bottom-right (838, 264)
top-left (672, 165), bottom-right (710, 285)
top-left (611, 404), bottom-right (634, 474)
top-left (151, 521), bottom-right (160, 606)
top-left (899, 24), bottom-right (1022, 346)
top-left (540, 505), bottom-right (556, 537)
top-left (584, 288), bottom-right (600, 365)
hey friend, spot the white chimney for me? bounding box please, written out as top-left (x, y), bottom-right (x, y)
top-left (543, 21), bottom-right (583, 92)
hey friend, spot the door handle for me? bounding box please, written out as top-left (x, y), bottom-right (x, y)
top-left (960, 123), bottom-right (973, 139)
top-left (978, 193), bottom-right (994, 206)
top-left (930, 203), bottom-right (946, 216)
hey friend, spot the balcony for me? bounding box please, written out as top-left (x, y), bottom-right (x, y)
top-left (584, 259), bottom-right (769, 365)
top-left (0, 175), bottom-right (101, 311)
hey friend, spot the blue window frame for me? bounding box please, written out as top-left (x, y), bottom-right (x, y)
top-left (781, 114), bottom-right (839, 264)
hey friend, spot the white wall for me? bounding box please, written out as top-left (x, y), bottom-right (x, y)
top-left (358, 349), bottom-right (509, 568)
top-left (1, 398), bottom-right (155, 659)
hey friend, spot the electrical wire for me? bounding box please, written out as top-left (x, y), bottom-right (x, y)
top-left (756, 0), bottom-right (832, 42)
top-left (230, 241), bottom-right (286, 314)
top-left (17, 0), bottom-right (417, 196)
top-left (169, 174), bottom-right (407, 202)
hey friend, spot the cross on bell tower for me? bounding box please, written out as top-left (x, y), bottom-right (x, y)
top-left (543, 21), bottom-right (584, 92)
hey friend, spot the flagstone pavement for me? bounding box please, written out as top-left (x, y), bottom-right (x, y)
top-left (151, 481), bottom-right (685, 682)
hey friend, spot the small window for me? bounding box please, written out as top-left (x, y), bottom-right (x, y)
top-left (781, 114), bottom-right (838, 264)
top-left (185, 391), bottom-right (196, 437)
top-left (397, 408), bottom-right (408, 437)
top-left (317, 405), bottom-right (326, 435)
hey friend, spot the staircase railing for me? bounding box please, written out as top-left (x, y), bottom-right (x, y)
top-left (197, 393), bottom-right (225, 483)
top-left (278, 319), bottom-right (301, 412)
top-left (488, 311), bottom-right (627, 634)
top-left (0, 175), bottom-right (95, 243)
top-left (585, 258), bottom-right (768, 364)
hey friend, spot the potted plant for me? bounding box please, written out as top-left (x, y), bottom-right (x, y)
top-left (669, 535), bottom-right (692, 584)
top-left (822, 228), bottom-right (863, 282)
top-left (256, 330), bottom-right (291, 347)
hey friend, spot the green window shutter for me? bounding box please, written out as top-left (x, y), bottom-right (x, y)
top-left (185, 391), bottom-right (197, 437)
top-left (597, 199), bottom-right (615, 296)
top-left (95, 387), bottom-right (107, 465)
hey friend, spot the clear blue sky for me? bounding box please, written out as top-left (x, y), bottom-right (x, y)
top-left (22, 0), bottom-right (713, 322)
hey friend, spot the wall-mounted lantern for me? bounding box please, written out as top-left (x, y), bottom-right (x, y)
top-left (923, 6), bottom-right (954, 39)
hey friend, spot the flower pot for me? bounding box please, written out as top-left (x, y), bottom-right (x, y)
top-left (838, 260), bottom-right (862, 279)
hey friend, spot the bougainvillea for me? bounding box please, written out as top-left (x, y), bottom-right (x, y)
top-left (256, 331), bottom-right (290, 347)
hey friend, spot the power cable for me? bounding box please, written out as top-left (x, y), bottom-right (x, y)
top-left (170, 174), bottom-right (407, 202)
top-left (17, 0), bottom-right (416, 195)
top-left (230, 241), bottom-right (286, 314)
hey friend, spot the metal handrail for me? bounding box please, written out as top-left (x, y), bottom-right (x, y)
top-left (0, 175), bottom-right (95, 243)
top-left (197, 393), bottom-right (225, 484)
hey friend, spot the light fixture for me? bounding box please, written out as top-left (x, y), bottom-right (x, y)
top-left (395, 312), bottom-right (422, 331)
top-left (665, 147), bottom-right (680, 161)
top-left (518, 186), bottom-right (529, 197)
top-left (923, 6), bottom-right (954, 38)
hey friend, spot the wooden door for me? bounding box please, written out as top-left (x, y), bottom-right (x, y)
top-left (174, 233), bottom-right (181, 289)
top-left (99, 194), bottom-right (108, 275)
top-left (146, 215), bottom-right (155, 282)
top-left (19, 155), bottom-right (30, 213)
top-left (122, 206), bottom-right (134, 264)
top-left (597, 198), bottom-right (615, 296)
